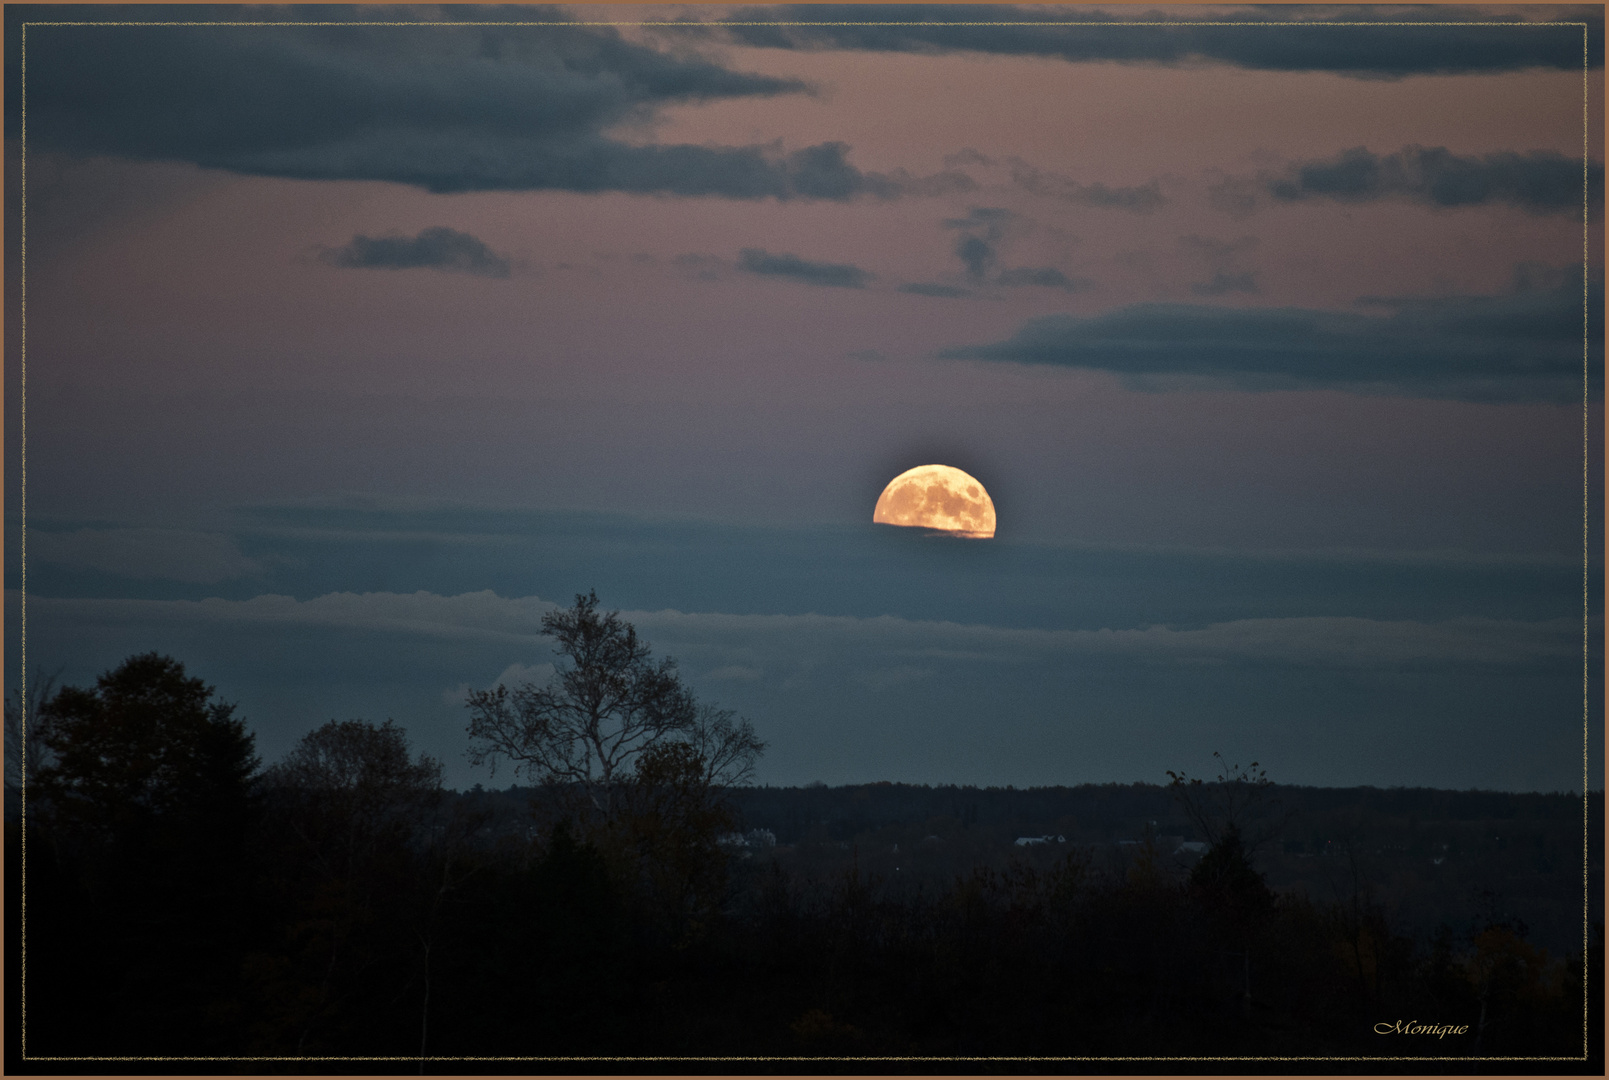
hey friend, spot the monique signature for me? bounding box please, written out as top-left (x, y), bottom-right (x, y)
top-left (1375, 1020), bottom-right (1470, 1038)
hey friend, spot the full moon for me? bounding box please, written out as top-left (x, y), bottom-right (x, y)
top-left (873, 464), bottom-right (997, 539)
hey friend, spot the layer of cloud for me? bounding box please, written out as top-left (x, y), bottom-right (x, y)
top-left (737, 247), bottom-right (873, 288)
top-left (23, 589), bottom-right (1581, 672)
top-left (320, 227), bottom-right (511, 278)
top-left (943, 270), bottom-right (1600, 402)
top-left (30, 528), bottom-right (266, 584)
top-left (1261, 146), bottom-right (1604, 215)
top-left (715, 6), bottom-right (1602, 77)
top-left (11, 17), bottom-right (933, 199)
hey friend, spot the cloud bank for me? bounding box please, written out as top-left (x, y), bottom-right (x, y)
top-left (1264, 146), bottom-right (1603, 215)
top-left (715, 5), bottom-right (1602, 77)
top-left (12, 17), bottom-right (929, 198)
top-left (943, 271), bottom-right (1600, 402)
top-left (29, 528), bottom-right (267, 584)
top-left (23, 589), bottom-right (1580, 672)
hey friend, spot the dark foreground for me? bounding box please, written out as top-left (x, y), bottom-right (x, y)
top-left (7, 781), bottom-right (1603, 1074)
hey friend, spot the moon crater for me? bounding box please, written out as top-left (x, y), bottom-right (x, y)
top-left (873, 464), bottom-right (996, 539)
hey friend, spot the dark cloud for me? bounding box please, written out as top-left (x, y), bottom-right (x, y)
top-left (8, 13), bottom-right (926, 199)
top-left (900, 282), bottom-right (971, 298)
top-left (943, 207), bottom-right (1010, 280)
top-left (715, 5), bottom-right (1602, 77)
top-left (954, 235), bottom-right (997, 280)
top-left (321, 227), bottom-right (511, 278)
top-left (1266, 146), bottom-right (1604, 214)
top-left (737, 248), bottom-right (873, 288)
top-left (942, 269), bottom-right (1601, 402)
top-left (997, 267), bottom-right (1093, 291)
top-left (935, 208), bottom-right (1089, 290)
top-left (937, 207), bottom-right (1088, 291)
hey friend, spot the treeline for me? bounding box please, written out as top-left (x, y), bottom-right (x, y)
top-left (444, 771), bottom-right (1600, 960)
top-left (5, 600), bottom-right (1603, 1071)
top-left (722, 780), bottom-right (1594, 846)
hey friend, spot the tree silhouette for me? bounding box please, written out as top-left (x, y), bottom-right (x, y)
top-left (261, 718), bottom-right (444, 881)
top-left (609, 740), bottom-right (737, 939)
top-left (465, 590), bottom-right (763, 818)
top-left (23, 653), bottom-right (262, 1053)
top-left (33, 652), bottom-right (258, 851)
top-left (250, 719), bottom-right (445, 1054)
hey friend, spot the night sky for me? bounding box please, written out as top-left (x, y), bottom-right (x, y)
top-left (5, 4), bottom-right (1603, 792)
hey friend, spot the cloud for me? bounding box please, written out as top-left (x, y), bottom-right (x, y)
top-left (899, 282), bottom-right (971, 298)
top-left (942, 269), bottom-right (1601, 402)
top-left (28, 589), bottom-right (556, 643)
top-left (31, 528), bottom-right (266, 584)
top-left (954, 235), bottom-right (997, 280)
top-left (737, 247), bottom-right (873, 288)
top-left (1263, 146), bottom-right (1604, 215)
top-left (996, 267), bottom-right (1093, 291)
top-left (943, 207), bottom-right (1011, 280)
top-left (441, 660), bottom-right (554, 705)
top-left (26, 589), bottom-right (1581, 672)
top-left (1006, 158), bottom-right (1165, 212)
top-left (490, 660), bottom-right (555, 687)
top-left (320, 227), bottom-right (512, 278)
top-left (937, 207), bottom-right (1089, 291)
top-left (12, 17), bottom-right (927, 199)
top-left (941, 150), bottom-right (1164, 214)
top-left (714, 6), bottom-right (1602, 77)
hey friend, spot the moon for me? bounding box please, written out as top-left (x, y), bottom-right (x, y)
top-left (873, 464), bottom-right (997, 539)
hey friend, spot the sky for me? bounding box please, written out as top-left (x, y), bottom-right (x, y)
top-left (4, 3), bottom-right (1603, 792)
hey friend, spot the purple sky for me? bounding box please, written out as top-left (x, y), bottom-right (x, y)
top-left (7, 5), bottom-right (1603, 790)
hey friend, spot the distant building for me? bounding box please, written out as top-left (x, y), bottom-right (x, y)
top-left (1014, 835), bottom-right (1066, 846)
top-left (717, 828), bottom-right (777, 853)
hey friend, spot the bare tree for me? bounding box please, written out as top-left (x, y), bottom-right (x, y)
top-left (687, 704), bottom-right (766, 789)
top-left (465, 590), bottom-right (764, 818)
top-left (4, 667), bottom-right (60, 803)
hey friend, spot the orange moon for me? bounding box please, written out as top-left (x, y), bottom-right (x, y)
top-left (873, 464), bottom-right (996, 539)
